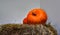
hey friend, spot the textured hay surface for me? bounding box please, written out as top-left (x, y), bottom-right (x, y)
top-left (0, 23), bottom-right (57, 35)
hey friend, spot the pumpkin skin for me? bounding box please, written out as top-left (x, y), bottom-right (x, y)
top-left (27, 8), bottom-right (47, 24)
top-left (23, 18), bottom-right (27, 24)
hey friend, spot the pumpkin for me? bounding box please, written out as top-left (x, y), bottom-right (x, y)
top-left (23, 18), bottom-right (27, 24)
top-left (27, 8), bottom-right (47, 24)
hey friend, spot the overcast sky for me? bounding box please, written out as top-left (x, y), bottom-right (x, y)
top-left (0, 0), bottom-right (40, 24)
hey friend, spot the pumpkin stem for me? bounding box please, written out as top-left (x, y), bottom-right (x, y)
top-left (32, 12), bottom-right (36, 16)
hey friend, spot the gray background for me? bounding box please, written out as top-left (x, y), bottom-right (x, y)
top-left (0, 0), bottom-right (40, 24)
top-left (40, 0), bottom-right (60, 35)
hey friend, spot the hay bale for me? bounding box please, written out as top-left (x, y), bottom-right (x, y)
top-left (0, 23), bottom-right (57, 35)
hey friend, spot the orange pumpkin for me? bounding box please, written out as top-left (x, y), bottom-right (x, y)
top-left (27, 8), bottom-right (47, 24)
top-left (23, 18), bottom-right (27, 24)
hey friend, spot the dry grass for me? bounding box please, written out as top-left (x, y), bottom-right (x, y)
top-left (0, 23), bottom-right (57, 35)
